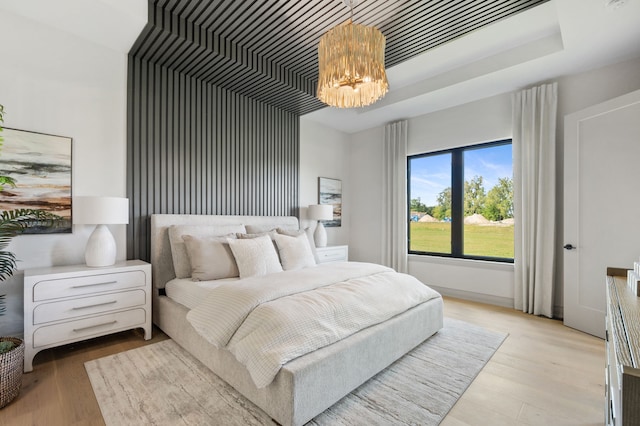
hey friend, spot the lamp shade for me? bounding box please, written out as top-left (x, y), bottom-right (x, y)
top-left (73, 196), bottom-right (129, 225)
top-left (308, 204), bottom-right (333, 221)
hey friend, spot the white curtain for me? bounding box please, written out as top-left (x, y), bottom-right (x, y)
top-left (382, 120), bottom-right (408, 273)
top-left (512, 82), bottom-right (558, 317)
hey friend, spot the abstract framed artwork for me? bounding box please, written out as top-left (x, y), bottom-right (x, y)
top-left (318, 177), bottom-right (342, 227)
top-left (0, 128), bottom-right (72, 233)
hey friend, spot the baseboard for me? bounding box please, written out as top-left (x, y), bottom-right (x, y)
top-left (429, 285), bottom-right (513, 309)
top-left (432, 285), bottom-right (566, 319)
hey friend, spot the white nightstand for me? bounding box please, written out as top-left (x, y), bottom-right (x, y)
top-left (23, 260), bottom-right (152, 372)
top-left (315, 245), bottom-right (349, 263)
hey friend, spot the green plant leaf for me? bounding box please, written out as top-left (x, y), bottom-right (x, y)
top-left (0, 339), bottom-right (15, 354)
top-left (0, 252), bottom-right (17, 281)
top-left (0, 294), bottom-right (6, 315)
top-left (0, 209), bottom-right (64, 282)
top-left (0, 175), bottom-right (17, 190)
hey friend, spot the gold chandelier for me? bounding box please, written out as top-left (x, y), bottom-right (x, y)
top-left (316, 0), bottom-right (389, 108)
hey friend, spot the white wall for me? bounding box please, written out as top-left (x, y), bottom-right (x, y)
top-left (300, 119), bottom-right (350, 246)
top-left (346, 56), bottom-right (640, 310)
top-left (348, 126), bottom-right (384, 264)
top-left (0, 10), bottom-right (131, 335)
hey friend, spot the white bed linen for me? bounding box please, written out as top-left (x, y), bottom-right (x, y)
top-left (165, 277), bottom-right (238, 309)
top-left (187, 262), bottom-right (441, 388)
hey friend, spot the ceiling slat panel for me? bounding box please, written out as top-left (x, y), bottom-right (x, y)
top-left (132, 0), bottom-right (549, 115)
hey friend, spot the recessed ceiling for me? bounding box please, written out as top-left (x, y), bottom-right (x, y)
top-left (0, 0), bottom-right (147, 53)
top-left (131, 0), bottom-right (550, 116)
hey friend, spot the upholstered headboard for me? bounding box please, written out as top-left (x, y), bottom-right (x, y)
top-left (150, 214), bottom-right (300, 290)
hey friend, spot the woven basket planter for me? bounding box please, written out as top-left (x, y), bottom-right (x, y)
top-left (0, 337), bottom-right (24, 409)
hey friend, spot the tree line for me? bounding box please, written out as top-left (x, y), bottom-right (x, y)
top-left (411, 176), bottom-right (513, 221)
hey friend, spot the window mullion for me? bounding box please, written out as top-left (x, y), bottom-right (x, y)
top-left (451, 149), bottom-right (464, 256)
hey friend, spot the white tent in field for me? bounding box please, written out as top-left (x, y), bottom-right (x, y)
top-left (418, 214), bottom-right (438, 222)
top-left (464, 213), bottom-right (490, 224)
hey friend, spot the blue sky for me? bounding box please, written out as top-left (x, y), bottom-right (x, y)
top-left (410, 144), bottom-right (512, 207)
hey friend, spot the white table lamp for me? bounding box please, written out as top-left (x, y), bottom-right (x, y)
top-left (74, 196), bottom-right (129, 267)
top-left (308, 204), bottom-right (333, 248)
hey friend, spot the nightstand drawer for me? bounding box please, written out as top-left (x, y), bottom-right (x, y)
top-left (32, 289), bottom-right (146, 324)
top-left (32, 308), bottom-right (147, 348)
top-left (316, 246), bottom-right (348, 263)
top-left (33, 270), bottom-right (146, 302)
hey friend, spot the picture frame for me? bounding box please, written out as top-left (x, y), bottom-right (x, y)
top-left (0, 128), bottom-right (72, 234)
top-left (318, 177), bottom-right (341, 227)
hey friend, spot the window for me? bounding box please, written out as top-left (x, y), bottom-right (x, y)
top-left (408, 140), bottom-right (513, 262)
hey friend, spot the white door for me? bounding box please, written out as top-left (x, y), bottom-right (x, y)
top-left (564, 89), bottom-right (640, 338)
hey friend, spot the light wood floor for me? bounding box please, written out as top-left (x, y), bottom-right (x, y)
top-left (1, 296), bottom-right (604, 426)
top-left (442, 298), bottom-right (604, 426)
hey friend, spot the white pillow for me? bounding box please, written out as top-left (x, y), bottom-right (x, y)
top-left (236, 230), bottom-right (278, 240)
top-left (168, 224), bottom-right (246, 279)
top-left (276, 227), bottom-right (317, 260)
top-left (273, 233), bottom-right (316, 271)
top-left (236, 230), bottom-right (280, 258)
top-left (182, 234), bottom-right (239, 281)
top-left (227, 235), bottom-right (283, 278)
top-left (245, 224), bottom-right (274, 234)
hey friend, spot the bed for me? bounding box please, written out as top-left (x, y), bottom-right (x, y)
top-left (150, 214), bottom-right (443, 426)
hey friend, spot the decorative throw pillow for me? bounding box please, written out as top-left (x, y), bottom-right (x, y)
top-left (235, 230), bottom-right (278, 240)
top-left (245, 224), bottom-right (272, 234)
top-left (273, 233), bottom-right (316, 271)
top-left (236, 230), bottom-right (280, 256)
top-left (274, 227), bottom-right (303, 237)
top-left (182, 234), bottom-right (239, 281)
top-left (276, 227), bottom-right (317, 260)
top-left (227, 235), bottom-right (283, 278)
top-left (168, 224), bottom-right (246, 279)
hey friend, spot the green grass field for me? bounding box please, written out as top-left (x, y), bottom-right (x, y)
top-left (409, 222), bottom-right (514, 259)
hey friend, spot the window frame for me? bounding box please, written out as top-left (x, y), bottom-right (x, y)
top-left (407, 139), bottom-right (514, 263)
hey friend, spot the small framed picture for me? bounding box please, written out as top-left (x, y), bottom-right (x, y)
top-left (318, 177), bottom-right (341, 227)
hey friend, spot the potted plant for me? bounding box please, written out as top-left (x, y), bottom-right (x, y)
top-left (0, 104), bottom-right (61, 407)
top-left (0, 336), bottom-right (24, 408)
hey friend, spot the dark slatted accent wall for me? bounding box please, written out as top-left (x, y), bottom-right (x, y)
top-left (127, 56), bottom-right (299, 262)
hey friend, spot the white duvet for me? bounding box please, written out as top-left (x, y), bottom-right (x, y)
top-left (186, 261), bottom-right (441, 388)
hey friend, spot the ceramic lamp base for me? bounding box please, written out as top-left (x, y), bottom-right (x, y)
top-left (314, 221), bottom-right (328, 247)
top-left (85, 224), bottom-right (116, 267)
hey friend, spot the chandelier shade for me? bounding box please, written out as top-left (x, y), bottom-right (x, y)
top-left (317, 19), bottom-right (389, 108)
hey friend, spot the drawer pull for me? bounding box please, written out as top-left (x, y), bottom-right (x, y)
top-left (71, 280), bottom-right (118, 289)
top-left (72, 320), bottom-right (117, 333)
top-left (72, 300), bottom-right (118, 310)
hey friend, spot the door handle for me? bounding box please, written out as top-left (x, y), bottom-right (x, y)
top-left (563, 244), bottom-right (575, 250)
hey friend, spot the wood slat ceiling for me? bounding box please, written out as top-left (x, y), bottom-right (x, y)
top-left (130, 0), bottom-right (549, 115)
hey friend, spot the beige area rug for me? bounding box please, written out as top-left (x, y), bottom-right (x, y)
top-left (85, 318), bottom-right (506, 425)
